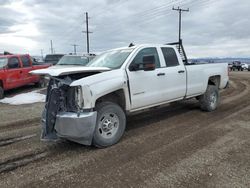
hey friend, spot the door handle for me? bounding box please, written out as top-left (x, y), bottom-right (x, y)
top-left (157, 73), bottom-right (165, 76)
top-left (178, 70), bottom-right (185, 73)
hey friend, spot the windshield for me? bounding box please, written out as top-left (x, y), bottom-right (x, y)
top-left (45, 55), bottom-right (64, 62)
top-left (0, 57), bottom-right (7, 68)
top-left (57, 56), bottom-right (89, 66)
top-left (87, 49), bottom-right (133, 69)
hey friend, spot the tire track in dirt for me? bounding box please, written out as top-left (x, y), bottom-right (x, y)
top-left (144, 114), bottom-right (250, 188)
top-left (0, 151), bottom-right (48, 174)
top-left (222, 80), bottom-right (250, 104)
top-left (0, 118), bottom-right (40, 132)
top-left (0, 134), bottom-right (37, 147)
top-left (221, 79), bottom-right (246, 98)
top-left (29, 99), bottom-right (250, 188)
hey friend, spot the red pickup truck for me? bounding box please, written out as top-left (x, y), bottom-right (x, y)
top-left (0, 54), bottom-right (51, 99)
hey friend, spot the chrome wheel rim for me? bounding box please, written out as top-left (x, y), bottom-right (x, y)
top-left (97, 113), bottom-right (119, 139)
top-left (210, 92), bottom-right (217, 109)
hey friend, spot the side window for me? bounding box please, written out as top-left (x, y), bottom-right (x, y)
top-left (161, 47), bottom-right (179, 67)
top-left (21, 56), bottom-right (31, 67)
top-left (8, 57), bottom-right (20, 69)
top-left (132, 47), bottom-right (161, 68)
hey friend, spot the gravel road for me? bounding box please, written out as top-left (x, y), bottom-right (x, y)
top-left (0, 72), bottom-right (249, 188)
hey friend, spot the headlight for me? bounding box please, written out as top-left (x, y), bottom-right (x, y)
top-left (75, 86), bottom-right (84, 109)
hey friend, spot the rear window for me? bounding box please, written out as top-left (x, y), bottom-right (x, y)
top-left (21, 56), bottom-right (31, 67)
top-left (161, 47), bottom-right (179, 67)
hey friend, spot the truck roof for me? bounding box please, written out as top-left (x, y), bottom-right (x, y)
top-left (0, 54), bottom-right (30, 58)
top-left (106, 44), bottom-right (176, 52)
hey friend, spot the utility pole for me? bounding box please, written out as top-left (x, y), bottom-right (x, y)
top-left (82, 12), bottom-right (93, 54)
top-left (71, 44), bottom-right (79, 55)
top-left (50, 40), bottom-right (54, 54)
top-left (172, 6), bottom-right (189, 47)
top-left (40, 49), bottom-right (44, 60)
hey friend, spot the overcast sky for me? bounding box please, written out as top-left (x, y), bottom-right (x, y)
top-left (0, 0), bottom-right (249, 58)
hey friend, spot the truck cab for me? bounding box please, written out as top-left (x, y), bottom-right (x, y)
top-left (0, 54), bottom-right (50, 99)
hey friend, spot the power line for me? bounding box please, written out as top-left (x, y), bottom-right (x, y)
top-left (82, 12), bottom-right (93, 54)
top-left (94, 0), bottom-right (194, 37)
top-left (95, 0), bottom-right (184, 31)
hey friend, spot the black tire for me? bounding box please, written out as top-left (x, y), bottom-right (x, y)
top-left (35, 78), bottom-right (46, 88)
top-left (93, 101), bottom-right (126, 148)
top-left (0, 86), bottom-right (4, 99)
top-left (199, 85), bottom-right (220, 112)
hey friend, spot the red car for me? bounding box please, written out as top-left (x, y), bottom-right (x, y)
top-left (0, 54), bottom-right (51, 99)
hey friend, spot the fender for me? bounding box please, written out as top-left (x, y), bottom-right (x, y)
top-left (70, 69), bottom-right (130, 110)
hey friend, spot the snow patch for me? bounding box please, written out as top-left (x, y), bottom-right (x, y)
top-left (0, 90), bottom-right (46, 105)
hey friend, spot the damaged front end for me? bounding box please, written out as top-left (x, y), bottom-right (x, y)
top-left (41, 75), bottom-right (97, 145)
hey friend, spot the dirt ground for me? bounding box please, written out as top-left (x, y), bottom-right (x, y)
top-left (0, 72), bottom-right (249, 188)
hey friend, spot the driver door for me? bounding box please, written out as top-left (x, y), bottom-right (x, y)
top-left (126, 47), bottom-right (166, 110)
top-left (5, 57), bottom-right (23, 89)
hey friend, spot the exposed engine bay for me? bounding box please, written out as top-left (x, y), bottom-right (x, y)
top-left (42, 72), bottom-right (99, 140)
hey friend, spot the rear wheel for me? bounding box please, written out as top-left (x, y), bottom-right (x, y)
top-left (0, 86), bottom-right (4, 99)
top-left (199, 85), bottom-right (220, 112)
top-left (93, 102), bottom-right (126, 148)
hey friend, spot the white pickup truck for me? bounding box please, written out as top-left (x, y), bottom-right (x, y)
top-left (32, 43), bottom-right (229, 148)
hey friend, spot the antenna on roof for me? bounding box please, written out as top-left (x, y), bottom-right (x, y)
top-left (129, 43), bottom-right (135, 47)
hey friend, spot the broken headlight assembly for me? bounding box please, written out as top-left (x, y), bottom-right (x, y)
top-left (75, 86), bottom-right (84, 110)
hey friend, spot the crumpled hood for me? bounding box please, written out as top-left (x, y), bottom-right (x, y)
top-left (30, 66), bottom-right (111, 76)
top-left (70, 69), bottom-right (125, 87)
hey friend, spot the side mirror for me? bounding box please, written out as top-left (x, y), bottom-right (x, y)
top-left (142, 55), bottom-right (155, 71)
top-left (129, 63), bottom-right (139, 71)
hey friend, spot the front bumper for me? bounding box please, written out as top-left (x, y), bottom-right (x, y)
top-left (55, 111), bottom-right (97, 145)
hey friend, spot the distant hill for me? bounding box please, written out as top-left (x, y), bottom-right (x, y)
top-left (190, 58), bottom-right (250, 64)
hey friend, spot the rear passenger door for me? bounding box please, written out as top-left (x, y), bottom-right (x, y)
top-left (6, 57), bottom-right (23, 89)
top-left (20, 56), bottom-right (33, 84)
top-left (158, 47), bottom-right (187, 101)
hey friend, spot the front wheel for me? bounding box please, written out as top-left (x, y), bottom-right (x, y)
top-left (93, 102), bottom-right (126, 148)
top-left (199, 85), bottom-right (220, 112)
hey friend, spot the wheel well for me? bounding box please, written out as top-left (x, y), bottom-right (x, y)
top-left (208, 76), bottom-right (221, 88)
top-left (95, 89), bottom-right (126, 110)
